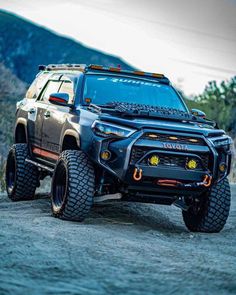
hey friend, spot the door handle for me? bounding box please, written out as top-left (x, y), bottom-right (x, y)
top-left (29, 108), bottom-right (36, 114)
top-left (44, 110), bottom-right (51, 118)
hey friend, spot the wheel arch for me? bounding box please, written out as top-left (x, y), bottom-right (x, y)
top-left (15, 118), bottom-right (28, 144)
top-left (61, 130), bottom-right (80, 152)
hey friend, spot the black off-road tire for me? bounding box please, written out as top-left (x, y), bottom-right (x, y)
top-left (5, 144), bottom-right (39, 201)
top-left (182, 178), bottom-right (231, 233)
top-left (51, 150), bottom-right (95, 221)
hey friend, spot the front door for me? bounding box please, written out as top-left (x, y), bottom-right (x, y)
top-left (30, 79), bottom-right (62, 161)
top-left (41, 77), bottom-right (75, 162)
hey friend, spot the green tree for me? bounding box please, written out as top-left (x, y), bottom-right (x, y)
top-left (185, 76), bottom-right (236, 136)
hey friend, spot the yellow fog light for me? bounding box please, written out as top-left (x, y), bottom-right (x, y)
top-left (219, 163), bottom-right (226, 172)
top-left (149, 155), bottom-right (160, 166)
top-left (186, 159), bottom-right (198, 169)
top-left (100, 150), bottom-right (111, 161)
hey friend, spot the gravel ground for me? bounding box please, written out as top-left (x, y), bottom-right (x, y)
top-left (0, 185), bottom-right (236, 295)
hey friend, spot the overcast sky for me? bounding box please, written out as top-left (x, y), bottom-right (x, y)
top-left (1, 0), bottom-right (236, 95)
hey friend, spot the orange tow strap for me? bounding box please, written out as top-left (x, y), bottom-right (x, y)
top-left (157, 179), bottom-right (182, 187)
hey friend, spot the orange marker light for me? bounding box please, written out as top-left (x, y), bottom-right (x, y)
top-left (148, 134), bottom-right (159, 138)
top-left (90, 65), bottom-right (103, 70)
top-left (109, 67), bottom-right (121, 72)
top-left (152, 73), bottom-right (164, 78)
top-left (85, 98), bottom-right (91, 104)
top-left (189, 138), bottom-right (198, 143)
top-left (133, 71), bottom-right (145, 76)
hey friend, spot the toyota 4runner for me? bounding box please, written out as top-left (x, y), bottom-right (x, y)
top-left (6, 64), bottom-right (233, 232)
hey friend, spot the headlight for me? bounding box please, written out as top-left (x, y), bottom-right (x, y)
top-left (92, 120), bottom-right (136, 138)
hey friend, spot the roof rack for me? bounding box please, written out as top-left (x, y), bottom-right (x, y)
top-left (38, 64), bottom-right (86, 71)
top-left (87, 64), bottom-right (166, 80)
top-left (38, 64), bottom-right (168, 82)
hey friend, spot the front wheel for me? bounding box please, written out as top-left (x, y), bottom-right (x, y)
top-left (51, 150), bottom-right (95, 221)
top-left (182, 178), bottom-right (231, 233)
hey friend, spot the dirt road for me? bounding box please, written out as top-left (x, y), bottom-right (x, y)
top-left (0, 185), bottom-right (236, 295)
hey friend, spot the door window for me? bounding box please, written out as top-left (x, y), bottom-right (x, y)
top-left (40, 80), bottom-right (62, 103)
top-left (59, 81), bottom-right (74, 104)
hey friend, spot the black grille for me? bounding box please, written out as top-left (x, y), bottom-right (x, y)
top-left (141, 133), bottom-right (206, 146)
top-left (130, 147), bottom-right (148, 163)
top-left (130, 147), bottom-right (209, 170)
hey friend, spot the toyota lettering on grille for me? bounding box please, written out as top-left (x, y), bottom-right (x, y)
top-left (162, 142), bottom-right (188, 151)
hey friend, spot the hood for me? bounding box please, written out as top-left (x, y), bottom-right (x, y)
top-left (99, 113), bottom-right (225, 137)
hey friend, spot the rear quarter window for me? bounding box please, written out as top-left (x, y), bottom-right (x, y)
top-left (25, 73), bottom-right (50, 99)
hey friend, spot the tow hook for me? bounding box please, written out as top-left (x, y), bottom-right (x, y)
top-left (179, 174), bottom-right (212, 188)
top-left (133, 167), bottom-right (143, 181)
top-left (202, 174), bottom-right (212, 187)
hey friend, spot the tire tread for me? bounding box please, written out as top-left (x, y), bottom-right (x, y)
top-left (52, 150), bottom-right (95, 221)
top-left (183, 178), bottom-right (231, 232)
top-left (6, 144), bottom-right (39, 201)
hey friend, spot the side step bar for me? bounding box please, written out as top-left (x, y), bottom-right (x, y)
top-left (94, 193), bottom-right (122, 203)
top-left (25, 158), bottom-right (54, 174)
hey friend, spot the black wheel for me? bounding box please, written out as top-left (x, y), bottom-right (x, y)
top-left (182, 178), bottom-right (231, 233)
top-left (5, 144), bottom-right (39, 201)
top-left (51, 150), bottom-right (95, 221)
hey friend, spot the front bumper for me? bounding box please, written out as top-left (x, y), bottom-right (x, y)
top-left (89, 129), bottom-right (232, 196)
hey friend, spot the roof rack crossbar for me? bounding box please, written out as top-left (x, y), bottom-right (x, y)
top-left (38, 64), bottom-right (86, 71)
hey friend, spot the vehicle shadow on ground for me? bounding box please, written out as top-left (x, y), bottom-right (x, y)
top-left (34, 193), bottom-right (185, 233)
top-left (91, 202), bottom-right (185, 233)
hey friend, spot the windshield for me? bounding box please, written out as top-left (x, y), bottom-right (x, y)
top-left (83, 75), bottom-right (187, 111)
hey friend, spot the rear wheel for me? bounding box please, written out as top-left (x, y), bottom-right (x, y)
top-left (5, 144), bottom-right (39, 201)
top-left (182, 178), bottom-right (231, 232)
top-left (51, 150), bottom-right (95, 221)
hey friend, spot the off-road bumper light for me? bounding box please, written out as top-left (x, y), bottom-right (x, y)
top-left (100, 150), bottom-right (111, 161)
top-left (219, 162), bottom-right (227, 172)
top-left (149, 155), bottom-right (160, 166)
top-left (186, 159), bottom-right (197, 170)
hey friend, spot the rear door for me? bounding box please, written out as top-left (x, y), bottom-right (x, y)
top-left (41, 76), bottom-right (75, 159)
top-left (30, 78), bottom-right (62, 160)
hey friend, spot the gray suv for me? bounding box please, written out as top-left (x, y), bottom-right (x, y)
top-left (5, 64), bottom-right (232, 232)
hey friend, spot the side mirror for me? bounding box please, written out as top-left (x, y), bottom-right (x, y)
top-left (191, 108), bottom-right (206, 119)
top-left (49, 93), bottom-right (69, 106)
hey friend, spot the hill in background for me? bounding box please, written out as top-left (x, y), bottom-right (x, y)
top-left (0, 10), bottom-right (134, 85)
top-left (0, 10), bottom-right (135, 189)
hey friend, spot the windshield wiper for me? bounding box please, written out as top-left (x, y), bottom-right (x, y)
top-left (87, 102), bottom-right (122, 114)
